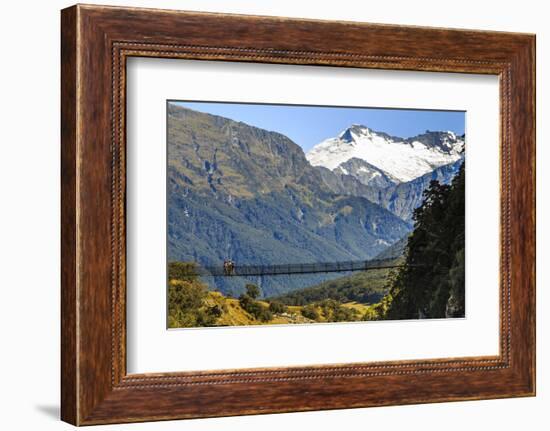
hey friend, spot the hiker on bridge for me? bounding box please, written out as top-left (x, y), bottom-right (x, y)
top-left (223, 259), bottom-right (235, 276)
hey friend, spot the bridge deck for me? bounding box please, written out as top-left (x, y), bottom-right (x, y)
top-left (179, 258), bottom-right (407, 277)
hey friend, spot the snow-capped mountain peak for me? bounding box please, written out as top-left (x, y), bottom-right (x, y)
top-left (339, 124), bottom-right (373, 143)
top-left (306, 126), bottom-right (464, 184)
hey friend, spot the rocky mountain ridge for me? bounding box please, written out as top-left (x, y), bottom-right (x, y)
top-left (307, 123), bottom-right (464, 184)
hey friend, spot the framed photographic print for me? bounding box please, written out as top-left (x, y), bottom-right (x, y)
top-left (61, 4), bottom-right (536, 425)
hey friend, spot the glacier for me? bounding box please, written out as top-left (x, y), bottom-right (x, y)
top-left (306, 124), bottom-right (464, 184)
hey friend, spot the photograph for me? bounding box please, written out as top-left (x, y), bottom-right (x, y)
top-left (166, 101), bottom-right (466, 328)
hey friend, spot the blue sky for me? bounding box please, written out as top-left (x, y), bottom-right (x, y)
top-left (172, 101), bottom-right (465, 152)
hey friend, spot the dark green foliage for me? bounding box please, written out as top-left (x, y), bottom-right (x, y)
top-left (384, 163), bottom-right (465, 319)
top-left (167, 278), bottom-right (217, 328)
top-left (271, 267), bottom-right (393, 306)
top-left (446, 247), bottom-right (465, 317)
top-left (238, 294), bottom-right (273, 322)
top-left (301, 304), bottom-right (319, 320)
top-left (318, 299), bottom-right (360, 322)
top-left (168, 281), bottom-right (204, 315)
top-left (268, 300), bottom-right (287, 314)
top-left (245, 283), bottom-right (261, 299)
top-left (208, 304), bottom-right (224, 318)
top-left (167, 261), bottom-right (221, 327)
top-left (168, 261), bottom-right (198, 281)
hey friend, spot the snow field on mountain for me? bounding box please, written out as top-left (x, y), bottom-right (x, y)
top-left (307, 126), bottom-right (464, 183)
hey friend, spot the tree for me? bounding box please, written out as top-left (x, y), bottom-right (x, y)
top-left (446, 247), bottom-right (465, 317)
top-left (384, 163), bottom-right (465, 320)
top-left (268, 300), bottom-right (287, 314)
top-left (318, 299), bottom-right (360, 322)
top-left (239, 293), bottom-right (273, 322)
top-left (301, 304), bottom-right (319, 320)
top-left (168, 261), bottom-right (198, 281)
top-left (168, 278), bottom-right (217, 328)
top-left (245, 283), bottom-right (261, 299)
top-left (167, 261), bottom-right (222, 328)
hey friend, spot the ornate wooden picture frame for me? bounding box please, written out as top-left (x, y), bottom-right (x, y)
top-left (61, 4), bottom-right (535, 425)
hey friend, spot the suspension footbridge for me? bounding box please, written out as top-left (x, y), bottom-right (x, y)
top-left (173, 257), bottom-right (407, 278)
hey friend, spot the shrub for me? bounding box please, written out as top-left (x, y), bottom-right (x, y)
top-left (268, 300), bottom-right (287, 314)
top-left (301, 304), bottom-right (319, 320)
top-left (208, 304), bottom-right (223, 318)
top-left (318, 299), bottom-right (360, 322)
top-left (168, 279), bottom-right (216, 328)
top-left (330, 305), bottom-right (359, 322)
top-left (239, 294), bottom-right (273, 322)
